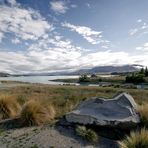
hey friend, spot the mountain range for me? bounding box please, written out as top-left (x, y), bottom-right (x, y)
top-left (3, 64), bottom-right (142, 76)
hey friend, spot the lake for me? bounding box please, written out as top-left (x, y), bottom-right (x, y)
top-left (0, 75), bottom-right (115, 85)
top-left (0, 75), bottom-right (80, 85)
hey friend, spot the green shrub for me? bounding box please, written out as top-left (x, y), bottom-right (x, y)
top-left (30, 144), bottom-right (38, 148)
top-left (0, 128), bottom-right (5, 135)
top-left (76, 126), bottom-right (98, 143)
top-left (126, 74), bottom-right (145, 84)
top-left (79, 75), bottom-right (90, 83)
top-left (119, 128), bottom-right (148, 148)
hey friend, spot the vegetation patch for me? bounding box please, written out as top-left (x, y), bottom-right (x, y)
top-left (0, 95), bottom-right (21, 120)
top-left (30, 144), bottom-right (38, 148)
top-left (119, 128), bottom-right (148, 148)
top-left (138, 104), bottom-right (148, 127)
top-left (0, 85), bottom-right (148, 119)
top-left (76, 125), bottom-right (98, 143)
top-left (16, 95), bottom-right (27, 105)
top-left (20, 100), bottom-right (55, 126)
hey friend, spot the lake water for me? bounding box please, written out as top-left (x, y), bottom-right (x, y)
top-left (0, 75), bottom-right (80, 85)
top-left (0, 75), bottom-right (114, 85)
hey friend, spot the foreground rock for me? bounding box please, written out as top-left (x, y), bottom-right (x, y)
top-left (66, 92), bottom-right (140, 129)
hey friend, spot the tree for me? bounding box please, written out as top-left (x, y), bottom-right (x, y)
top-left (79, 74), bottom-right (90, 82)
top-left (140, 68), bottom-right (145, 75)
top-left (91, 74), bottom-right (97, 78)
top-left (125, 74), bottom-right (145, 84)
top-left (145, 67), bottom-right (148, 77)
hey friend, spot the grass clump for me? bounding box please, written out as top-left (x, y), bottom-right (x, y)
top-left (138, 104), bottom-right (148, 127)
top-left (119, 128), bottom-right (148, 148)
top-left (20, 100), bottom-right (55, 126)
top-left (0, 95), bottom-right (21, 120)
top-left (76, 126), bottom-right (98, 143)
top-left (0, 128), bottom-right (5, 135)
top-left (16, 95), bottom-right (27, 105)
top-left (30, 144), bottom-right (38, 148)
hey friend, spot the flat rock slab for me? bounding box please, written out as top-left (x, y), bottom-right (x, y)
top-left (66, 93), bottom-right (140, 129)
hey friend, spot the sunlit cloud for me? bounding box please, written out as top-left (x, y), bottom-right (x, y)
top-left (136, 42), bottom-right (148, 51)
top-left (62, 22), bottom-right (105, 44)
top-left (129, 20), bottom-right (148, 36)
top-left (50, 1), bottom-right (68, 14)
top-left (0, 5), bottom-right (53, 42)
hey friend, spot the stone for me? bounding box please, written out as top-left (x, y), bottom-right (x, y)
top-left (66, 92), bottom-right (140, 129)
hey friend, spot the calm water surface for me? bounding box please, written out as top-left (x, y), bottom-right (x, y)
top-left (0, 75), bottom-right (79, 85)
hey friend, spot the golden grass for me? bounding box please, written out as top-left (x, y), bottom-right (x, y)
top-left (119, 128), bottom-right (148, 148)
top-left (138, 104), bottom-right (148, 127)
top-left (0, 95), bottom-right (21, 120)
top-left (20, 100), bottom-right (55, 126)
top-left (0, 84), bottom-right (148, 118)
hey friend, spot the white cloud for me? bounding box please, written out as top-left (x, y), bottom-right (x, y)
top-left (137, 19), bottom-right (142, 23)
top-left (101, 45), bottom-right (108, 49)
top-left (129, 28), bottom-right (138, 36)
top-left (86, 3), bottom-right (91, 8)
top-left (136, 47), bottom-right (142, 50)
top-left (71, 4), bottom-right (77, 8)
top-left (2, 0), bottom-right (17, 6)
top-left (0, 32), bottom-right (4, 43)
top-left (144, 42), bottom-right (148, 47)
top-left (62, 22), bottom-right (104, 44)
top-left (12, 38), bottom-right (20, 44)
top-left (50, 1), bottom-right (68, 14)
top-left (0, 5), bottom-right (54, 41)
top-left (1, 48), bottom-right (148, 73)
top-left (0, 1), bottom-right (148, 73)
top-left (129, 21), bottom-right (148, 36)
top-left (141, 23), bottom-right (148, 29)
top-left (136, 42), bottom-right (148, 51)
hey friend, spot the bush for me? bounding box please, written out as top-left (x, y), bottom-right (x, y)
top-left (138, 104), bottom-right (148, 127)
top-left (79, 75), bottom-right (90, 83)
top-left (0, 95), bottom-right (21, 120)
top-left (126, 74), bottom-right (145, 84)
top-left (20, 100), bottom-right (55, 126)
top-left (119, 128), bottom-right (148, 148)
top-left (76, 126), bottom-right (98, 143)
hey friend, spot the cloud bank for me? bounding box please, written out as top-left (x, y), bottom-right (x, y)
top-left (0, 0), bottom-right (148, 74)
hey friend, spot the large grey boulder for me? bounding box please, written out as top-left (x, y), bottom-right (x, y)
top-left (66, 92), bottom-right (140, 129)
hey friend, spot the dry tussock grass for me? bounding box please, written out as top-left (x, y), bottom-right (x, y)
top-left (119, 128), bottom-right (148, 148)
top-left (0, 95), bottom-right (21, 120)
top-left (20, 100), bottom-right (55, 126)
top-left (138, 104), bottom-right (148, 127)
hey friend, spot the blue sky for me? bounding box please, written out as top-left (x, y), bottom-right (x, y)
top-left (0, 0), bottom-right (148, 73)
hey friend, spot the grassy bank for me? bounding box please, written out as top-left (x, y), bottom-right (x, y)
top-left (0, 83), bottom-right (148, 147)
top-left (0, 84), bottom-right (147, 118)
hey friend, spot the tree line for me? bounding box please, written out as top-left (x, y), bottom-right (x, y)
top-left (126, 67), bottom-right (148, 84)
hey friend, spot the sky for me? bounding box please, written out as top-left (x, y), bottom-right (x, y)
top-left (0, 0), bottom-right (148, 74)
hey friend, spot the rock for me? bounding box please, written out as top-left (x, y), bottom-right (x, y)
top-left (66, 92), bottom-right (140, 129)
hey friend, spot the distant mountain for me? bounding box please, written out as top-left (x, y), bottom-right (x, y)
top-left (0, 72), bottom-right (11, 77)
top-left (70, 65), bottom-right (140, 75)
top-left (10, 64), bottom-right (142, 76)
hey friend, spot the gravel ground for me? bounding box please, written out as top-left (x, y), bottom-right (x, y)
top-left (0, 124), bottom-right (119, 148)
